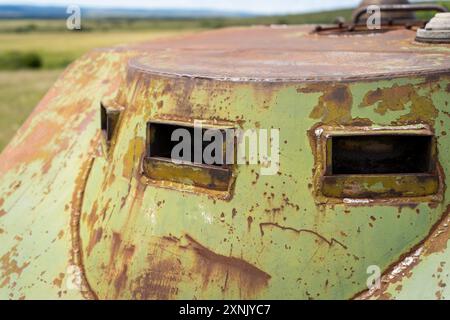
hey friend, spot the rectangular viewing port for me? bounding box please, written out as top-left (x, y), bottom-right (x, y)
top-left (321, 131), bottom-right (439, 199)
top-left (100, 102), bottom-right (122, 149)
top-left (143, 121), bottom-right (233, 192)
top-left (330, 135), bottom-right (433, 175)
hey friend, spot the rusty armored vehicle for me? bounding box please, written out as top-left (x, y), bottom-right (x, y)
top-left (1, 2), bottom-right (450, 300)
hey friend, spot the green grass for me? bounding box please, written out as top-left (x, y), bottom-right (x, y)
top-left (0, 29), bottom-right (193, 151)
top-left (0, 69), bottom-right (61, 150)
top-left (0, 51), bottom-right (42, 70)
top-left (0, 30), bottom-right (195, 69)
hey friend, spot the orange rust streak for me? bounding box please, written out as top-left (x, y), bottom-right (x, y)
top-left (126, 235), bottom-right (272, 300)
top-left (0, 245), bottom-right (30, 284)
top-left (0, 121), bottom-right (62, 173)
top-left (113, 245), bottom-right (136, 298)
top-left (183, 234), bottom-right (272, 281)
top-left (69, 156), bottom-right (98, 300)
top-left (109, 232), bottom-right (122, 266)
top-left (86, 228), bottom-right (103, 257)
top-left (52, 273), bottom-right (65, 288)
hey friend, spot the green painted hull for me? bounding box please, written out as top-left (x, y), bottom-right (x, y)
top-left (1, 26), bottom-right (449, 299)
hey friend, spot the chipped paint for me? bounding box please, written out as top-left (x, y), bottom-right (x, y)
top-left (0, 25), bottom-right (450, 300)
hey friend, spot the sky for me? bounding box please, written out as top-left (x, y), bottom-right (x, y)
top-left (0, 0), bottom-right (365, 14)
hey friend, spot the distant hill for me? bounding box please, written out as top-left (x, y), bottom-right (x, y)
top-left (0, 5), bottom-right (256, 19)
top-left (1, 2), bottom-right (447, 33)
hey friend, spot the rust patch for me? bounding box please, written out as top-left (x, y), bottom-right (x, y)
top-left (360, 84), bottom-right (412, 115)
top-left (76, 109), bottom-right (96, 134)
top-left (0, 209), bottom-right (6, 218)
top-left (85, 201), bottom-right (99, 230)
top-left (52, 272), bottom-right (65, 288)
top-left (183, 234), bottom-right (271, 291)
top-left (0, 276), bottom-right (10, 289)
top-left (0, 245), bottom-right (30, 282)
top-left (131, 258), bottom-right (182, 300)
top-left (109, 232), bottom-right (122, 266)
top-left (129, 235), bottom-right (271, 300)
top-left (247, 216), bottom-right (253, 232)
top-left (112, 244), bottom-right (136, 299)
top-left (299, 84), bottom-right (353, 124)
top-left (114, 265), bottom-right (129, 297)
top-left (122, 135), bottom-right (144, 180)
top-left (86, 228), bottom-right (103, 257)
top-left (360, 83), bottom-right (439, 123)
top-left (0, 120), bottom-right (63, 174)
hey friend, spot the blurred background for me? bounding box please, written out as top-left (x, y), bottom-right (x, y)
top-left (0, 0), bottom-right (449, 151)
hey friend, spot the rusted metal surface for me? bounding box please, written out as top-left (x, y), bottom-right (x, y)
top-left (0, 49), bottom-right (139, 299)
top-left (101, 101), bottom-right (124, 151)
top-left (143, 158), bottom-right (232, 192)
top-left (352, 3), bottom-right (448, 26)
top-left (126, 26), bottom-right (450, 82)
top-left (0, 25), bottom-right (450, 299)
top-left (315, 125), bottom-right (441, 199)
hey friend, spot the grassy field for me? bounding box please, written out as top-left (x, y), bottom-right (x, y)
top-left (0, 28), bottom-right (193, 150)
top-left (0, 70), bottom-right (61, 150)
top-left (0, 29), bottom-right (194, 69)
